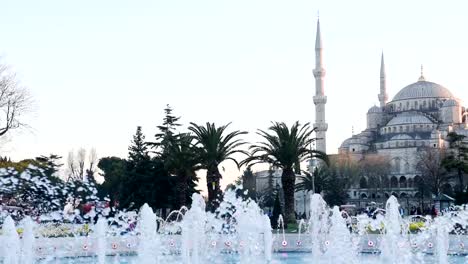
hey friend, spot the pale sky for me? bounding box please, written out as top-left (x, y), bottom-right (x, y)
top-left (1, 0), bottom-right (468, 193)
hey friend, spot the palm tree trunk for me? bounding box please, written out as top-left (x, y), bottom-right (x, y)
top-left (206, 167), bottom-right (222, 211)
top-left (176, 172), bottom-right (187, 209)
top-left (281, 168), bottom-right (296, 225)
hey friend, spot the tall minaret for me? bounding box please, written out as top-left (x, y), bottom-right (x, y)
top-left (313, 18), bottom-right (327, 153)
top-left (378, 52), bottom-right (388, 108)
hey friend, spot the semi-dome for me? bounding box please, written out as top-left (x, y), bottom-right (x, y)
top-left (392, 80), bottom-right (453, 102)
top-left (386, 112), bottom-right (433, 126)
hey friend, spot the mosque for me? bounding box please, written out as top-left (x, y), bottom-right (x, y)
top-left (319, 30), bottom-right (468, 205)
top-left (255, 19), bottom-right (468, 215)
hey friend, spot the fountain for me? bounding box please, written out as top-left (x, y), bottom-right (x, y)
top-left (95, 217), bottom-right (107, 264)
top-left (309, 193), bottom-right (328, 261)
top-left (2, 190), bottom-right (468, 263)
top-left (379, 196), bottom-right (412, 264)
top-left (323, 206), bottom-right (358, 264)
top-left (137, 204), bottom-right (160, 264)
top-left (20, 216), bottom-right (35, 264)
top-left (2, 216), bottom-right (20, 264)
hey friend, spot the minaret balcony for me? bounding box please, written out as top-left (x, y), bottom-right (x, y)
top-left (313, 68), bottom-right (326, 77)
top-left (313, 95), bottom-right (327, 104)
top-left (313, 123), bottom-right (328, 131)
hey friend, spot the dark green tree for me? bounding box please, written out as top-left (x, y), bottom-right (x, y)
top-left (442, 132), bottom-right (468, 194)
top-left (120, 126), bottom-right (173, 212)
top-left (128, 126), bottom-right (149, 164)
top-left (241, 121), bottom-right (328, 225)
top-left (151, 106), bottom-right (200, 208)
top-left (97, 156), bottom-right (126, 205)
top-left (189, 122), bottom-right (248, 211)
top-left (241, 167), bottom-right (256, 200)
top-left (34, 154), bottom-right (63, 178)
top-left (322, 169), bottom-right (349, 206)
top-left (164, 133), bottom-right (201, 208)
top-left (150, 104), bottom-right (182, 155)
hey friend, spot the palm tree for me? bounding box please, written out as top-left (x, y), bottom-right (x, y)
top-left (189, 122), bottom-right (248, 210)
top-left (241, 121), bottom-right (328, 225)
top-left (164, 133), bottom-right (201, 208)
top-left (295, 167), bottom-right (327, 194)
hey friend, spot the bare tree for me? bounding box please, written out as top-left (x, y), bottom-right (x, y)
top-left (416, 147), bottom-right (452, 196)
top-left (86, 148), bottom-right (98, 182)
top-left (0, 61), bottom-right (33, 137)
top-left (67, 151), bottom-right (78, 181)
top-left (359, 154), bottom-right (392, 200)
top-left (66, 148), bottom-right (98, 181)
top-left (77, 148), bottom-right (86, 179)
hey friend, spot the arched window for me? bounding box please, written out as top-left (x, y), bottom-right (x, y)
top-left (391, 192), bottom-right (399, 198)
top-left (405, 162), bottom-right (410, 173)
top-left (407, 178), bottom-right (413, 188)
top-left (360, 177), bottom-right (368, 189)
top-left (414, 192), bottom-right (421, 198)
top-left (384, 193), bottom-right (390, 198)
top-left (361, 193), bottom-right (368, 199)
top-left (390, 176), bottom-right (398, 188)
top-left (415, 101), bottom-right (418, 108)
top-left (400, 192), bottom-right (408, 198)
top-left (399, 176), bottom-right (407, 188)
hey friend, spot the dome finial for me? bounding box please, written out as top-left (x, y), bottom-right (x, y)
top-left (418, 64), bottom-right (425, 81)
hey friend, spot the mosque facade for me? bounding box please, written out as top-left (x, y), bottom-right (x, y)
top-left (337, 51), bottom-right (468, 204)
top-left (312, 18), bottom-right (468, 209)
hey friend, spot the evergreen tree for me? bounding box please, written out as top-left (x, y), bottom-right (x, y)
top-left (120, 126), bottom-right (173, 212)
top-left (34, 154), bottom-right (63, 178)
top-left (151, 105), bottom-right (200, 209)
top-left (128, 126), bottom-right (149, 164)
top-left (156, 104), bottom-right (181, 139)
top-left (151, 104), bottom-right (182, 156)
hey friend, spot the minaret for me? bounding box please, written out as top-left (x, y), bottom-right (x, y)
top-left (313, 18), bottom-right (327, 153)
top-left (378, 52), bottom-right (388, 108)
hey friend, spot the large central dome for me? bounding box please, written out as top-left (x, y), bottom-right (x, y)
top-left (392, 79), bottom-right (453, 102)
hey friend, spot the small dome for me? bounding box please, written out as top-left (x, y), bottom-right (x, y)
top-left (392, 80), bottom-right (453, 102)
top-left (340, 138), bottom-right (351, 148)
top-left (386, 112), bottom-right (433, 126)
top-left (367, 106), bottom-right (381, 113)
top-left (442, 99), bottom-right (460, 107)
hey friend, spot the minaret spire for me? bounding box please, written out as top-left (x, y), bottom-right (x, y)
top-left (313, 18), bottom-right (327, 153)
top-left (378, 52), bottom-right (388, 108)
